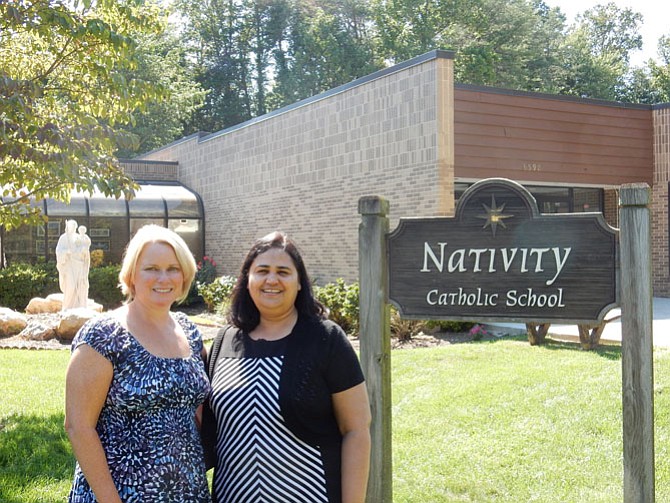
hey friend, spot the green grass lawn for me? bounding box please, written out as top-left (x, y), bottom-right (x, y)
top-left (0, 349), bottom-right (72, 503)
top-left (2, 337), bottom-right (670, 502)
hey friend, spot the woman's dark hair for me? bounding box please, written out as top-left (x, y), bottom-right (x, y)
top-left (228, 231), bottom-right (327, 331)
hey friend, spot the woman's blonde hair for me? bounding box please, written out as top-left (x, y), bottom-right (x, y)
top-left (118, 224), bottom-right (197, 303)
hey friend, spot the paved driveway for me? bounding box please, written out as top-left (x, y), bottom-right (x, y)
top-left (487, 297), bottom-right (670, 347)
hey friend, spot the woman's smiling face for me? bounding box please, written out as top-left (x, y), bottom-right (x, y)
top-left (132, 242), bottom-right (184, 308)
top-left (247, 248), bottom-right (301, 318)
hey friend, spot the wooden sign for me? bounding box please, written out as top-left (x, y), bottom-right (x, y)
top-left (387, 178), bottom-right (618, 324)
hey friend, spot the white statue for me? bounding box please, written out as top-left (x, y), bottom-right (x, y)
top-left (55, 220), bottom-right (91, 310)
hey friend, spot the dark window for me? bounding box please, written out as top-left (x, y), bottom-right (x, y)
top-left (455, 182), bottom-right (603, 214)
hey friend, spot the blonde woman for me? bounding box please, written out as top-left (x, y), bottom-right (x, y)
top-left (65, 225), bottom-right (211, 502)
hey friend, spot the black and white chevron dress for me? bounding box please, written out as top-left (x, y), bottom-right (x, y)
top-left (210, 334), bottom-right (332, 503)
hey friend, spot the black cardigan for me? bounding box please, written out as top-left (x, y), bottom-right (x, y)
top-left (200, 315), bottom-right (364, 470)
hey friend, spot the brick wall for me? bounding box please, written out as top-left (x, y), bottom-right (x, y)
top-left (652, 107), bottom-right (670, 296)
top-left (142, 52), bottom-right (455, 284)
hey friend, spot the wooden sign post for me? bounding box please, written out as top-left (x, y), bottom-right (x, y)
top-left (358, 196), bottom-right (392, 503)
top-left (619, 183), bottom-right (655, 502)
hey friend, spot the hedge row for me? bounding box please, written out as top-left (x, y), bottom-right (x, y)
top-left (0, 262), bottom-right (124, 311)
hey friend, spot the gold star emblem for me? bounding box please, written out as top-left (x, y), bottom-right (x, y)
top-left (476, 195), bottom-right (514, 237)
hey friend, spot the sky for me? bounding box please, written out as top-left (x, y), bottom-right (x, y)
top-left (543, 0), bottom-right (669, 66)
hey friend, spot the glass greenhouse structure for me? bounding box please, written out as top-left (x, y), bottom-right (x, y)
top-left (0, 181), bottom-right (204, 265)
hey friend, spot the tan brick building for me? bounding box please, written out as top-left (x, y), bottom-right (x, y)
top-left (135, 50), bottom-right (669, 296)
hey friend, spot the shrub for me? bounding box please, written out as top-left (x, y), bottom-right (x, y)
top-left (314, 279), bottom-right (359, 335)
top-left (187, 255), bottom-right (218, 305)
top-left (198, 274), bottom-right (236, 312)
top-left (0, 261), bottom-right (124, 311)
top-left (88, 265), bottom-right (124, 309)
top-left (424, 319), bottom-right (475, 333)
top-left (196, 256), bottom-right (218, 284)
top-left (90, 249), bottom-right (106, 268)
top-left (390, 306), bottom-right (428, 342)
top-left (0, 261), bottom-right (59, 310)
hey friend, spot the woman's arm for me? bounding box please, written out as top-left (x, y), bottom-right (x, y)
top-left (332, 382), bottom-right (372, 503)
top-left (64, 344), bottom-right (122, 503)
top-left (194, 344), bottom-right (209, 430)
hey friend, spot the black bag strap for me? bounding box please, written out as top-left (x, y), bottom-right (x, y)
top-left (201, 324), bottom-right (233, 472)
top-left (207, 325), bottom-right (231, 379)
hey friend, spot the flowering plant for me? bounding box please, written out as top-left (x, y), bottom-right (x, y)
top-left (469, 324), bottom-right (488, 341)
top-left (185, 255), bottom-right (219, 305)
top-left (196, 255), bottom-right (218, 285)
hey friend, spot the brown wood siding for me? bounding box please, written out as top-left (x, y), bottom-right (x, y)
top-left (454, 87), bottom-right (653, 186)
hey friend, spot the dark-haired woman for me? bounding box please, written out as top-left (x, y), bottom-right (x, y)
top-left (203, 231), bottom-right (371, 503)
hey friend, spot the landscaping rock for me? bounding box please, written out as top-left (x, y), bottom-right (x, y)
top-left (87, 300), bottom-right (104, 313)
top-left (26, 294), bottom-right (104, 314)
top-left (56, 308), bottom-right (99, 341)
top-left (26, 294), bottom-right (63, 314)
top-left (0, 308), bottom-right (28, 337)
top-left (19, 320), bottom-right (56, 341)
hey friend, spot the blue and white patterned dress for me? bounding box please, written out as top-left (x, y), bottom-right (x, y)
top-left (68, 312), bottom-right (211, 503)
